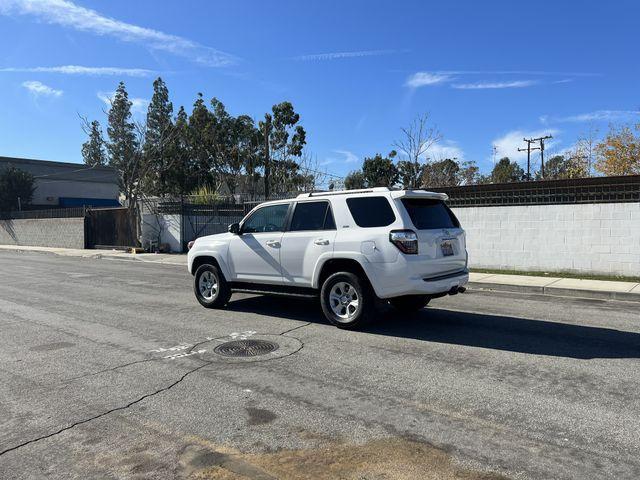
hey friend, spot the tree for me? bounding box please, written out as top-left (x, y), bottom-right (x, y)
top-left (458, 160), bottom-right (480, 185)
top-left (260, 102), bottom-right (306, 197)
top-left (394, 113), bottom-right (440, 188)
top-left (421, 158), bottom-right (460, 187)
top-left (595, 123), bottom-right (640, 176)
top-left (362, 153), bottom-right (399, 187)
top-left (188, 93), bottom-right (214, 188)
top-left (541, 154), bottom-right (588, 180)
top-left (106, 81), bottom-right (142, 239)
top-left (0, 166), bottom-right (35, 212)
top-left (164, 106), bottom-right (192, 195)
top-left (344, 170), bottom-right (366, 190)
top-left (490, 157), bottom-right (525, 183)
top-left (81, 120), bottom-right (107, 167)
top-left (143, 77), bottom-right (174, 195)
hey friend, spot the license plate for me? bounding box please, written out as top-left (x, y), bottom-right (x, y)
top-left (441, 241), bottom-right (454, 256)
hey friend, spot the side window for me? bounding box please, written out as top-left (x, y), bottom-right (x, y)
top-left (290, 201), bottom-right (335, 231)
top-left (346, 196), bottom-right (396, 228)
top-left (242, 204), bottom-right (289, 233)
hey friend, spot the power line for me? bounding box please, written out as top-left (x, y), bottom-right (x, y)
top-left (518, 138), bottom-right (540, 181)
top-left (531, 135), bottom-right (553, 179)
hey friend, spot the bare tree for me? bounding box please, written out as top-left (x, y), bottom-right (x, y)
top-left (575, 123), bottom-right (599, 176)
top-left (394, 113), bottom-right (441, 188)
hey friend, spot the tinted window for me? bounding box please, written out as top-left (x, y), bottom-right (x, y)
top-left (242, 204), bottom-right (289, 233)
top-left (346, 196), bottom-right (396, 228)
top-left (401, 199), bottom-right (460, 229)
top-left (290, 201), bottom-right (335, 231)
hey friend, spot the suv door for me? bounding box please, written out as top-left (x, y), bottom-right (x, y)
top-left (280, 200), bottom-right (337, 286)
top-left (227, 203), bottom-right (290, 284)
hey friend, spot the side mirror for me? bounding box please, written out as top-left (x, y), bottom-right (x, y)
top-left (228, 222), bottom-right (240, 235)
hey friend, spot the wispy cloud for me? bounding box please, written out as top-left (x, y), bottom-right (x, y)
top-left (22, 80), bottom-right (62, 97)
top-left (541, 110), bottom-right (640, 124)
top-left (293, 49), bottom-right (396, 61)
top-left (405, 72), bottom-right (451, 88)
top-left (452, 80), bottom-right (538, 90)
top-left (434, 70), bottom-right (599, 77)
top-left (0, 0), bottom-right (237, 67)
top-left (97, 91), bottom-right (148, 114)
top-left (1, 65), bottom-right (156, 77)
top-left (492, 129), bottom-right (560, 164)
top-left (333, 149), bottom-right (359, 163)
top-left (405, 69), bottom-right (598, 89)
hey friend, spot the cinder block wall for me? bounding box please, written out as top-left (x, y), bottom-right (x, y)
top-left (452, 203), bottom-right (640, 277)
top-left (0, 218), bottom-right (85, 249)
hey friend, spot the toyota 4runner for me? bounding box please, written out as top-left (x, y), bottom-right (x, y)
top-left (187, 188), bottom-right (469, 329)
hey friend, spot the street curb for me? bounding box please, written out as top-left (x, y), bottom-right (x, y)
top-left (468, 281), bottom-right (640, 303)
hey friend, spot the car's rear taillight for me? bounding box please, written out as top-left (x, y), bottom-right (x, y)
top-left (389, 229), bottom-right (418, 254)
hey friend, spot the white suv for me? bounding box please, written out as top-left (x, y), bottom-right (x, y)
top-left (187, 188), bottom-right (468, 329)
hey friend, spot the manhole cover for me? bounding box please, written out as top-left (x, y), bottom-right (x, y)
top-left (213, 339), bottom-right (279, 358)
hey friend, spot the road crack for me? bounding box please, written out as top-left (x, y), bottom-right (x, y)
top-left (0, 361), bottom-right (211, 457)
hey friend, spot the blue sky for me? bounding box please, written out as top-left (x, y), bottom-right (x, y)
top-left (1, 0), bottom-right (639, 179)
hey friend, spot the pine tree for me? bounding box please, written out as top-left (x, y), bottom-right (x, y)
top-left (188, 93), bottom-right (214, 188)
top-left (165, 106), bottom-right (192, 195)
top-left (106, 82), bottom-right (138, 186)
top-left (106, 81), bottom-right (140, 238)
top-left (143, 77), bottom-right (174, 194)
top-left (81, 120), bottom-right (107, 167)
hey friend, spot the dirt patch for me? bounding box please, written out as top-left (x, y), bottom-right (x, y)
top-left (245, 408), bottom-right (277, 426)
top-left (180, 437), bottom-right (509, 480)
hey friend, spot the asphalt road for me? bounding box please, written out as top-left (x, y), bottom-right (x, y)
top-left (1, 251), bottom-right (639, 480)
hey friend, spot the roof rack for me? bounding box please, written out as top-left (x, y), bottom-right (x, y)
top-left (297, 187), bottom-right (390, 198)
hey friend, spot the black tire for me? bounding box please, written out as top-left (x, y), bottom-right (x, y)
top-left (388, 295), bottom-right (430, 313)
top-left (194, 264), bottom-right (231, 309)
top-left (320, 271), bottom-right (375, 329)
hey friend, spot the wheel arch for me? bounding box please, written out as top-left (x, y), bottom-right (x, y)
top-left (190, 253), bottom-right (229, 279)
top-left (314, 257), bottom-right (372, 290)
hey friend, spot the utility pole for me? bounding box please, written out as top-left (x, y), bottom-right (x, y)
top-left (531, 135), bottom-right (553, 179)
top-left (262, 114), bottom-right (272, 199)
top-left (518, 138), bottom-right (540, 181)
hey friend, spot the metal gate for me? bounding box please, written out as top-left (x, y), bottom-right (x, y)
top-left (84, 207), bottom-right (136, 249)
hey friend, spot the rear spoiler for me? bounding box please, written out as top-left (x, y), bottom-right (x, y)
top-left (389, 190), bottom-right (449, 201)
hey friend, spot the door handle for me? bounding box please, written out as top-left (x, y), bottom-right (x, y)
top-left (266, 240), bottom-right (280, 248)
top-left (314, 239), bottom-right (330, 246)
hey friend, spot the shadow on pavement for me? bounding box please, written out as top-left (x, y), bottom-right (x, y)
top-left (227, 295), bottom-right (640, 360)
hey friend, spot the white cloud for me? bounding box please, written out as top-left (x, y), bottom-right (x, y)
top-left (1, 65), bottom-right (156, 77)
top-left (97, 91), bottom-right (148, 114)
top-left (452, 80), bottom-right (537, 90)
top-left (293, 49), bottom-right (395, 61)
top-left (0, 0), bottom-right (237, 67)
top-left (492, 129), bottom-right (560, 164)
top-left (427, 140), bottom-right (465, 161)
top-left (434, 70), bottom-right (598, 77)
top-left (333, 149), bottom-right (359, 163)
top-left (22, 80), bottom-right (62, 97)
top-left (405, 72), bottom-right (451, 88)
top-left (543, 110), bottom-right (640, 123)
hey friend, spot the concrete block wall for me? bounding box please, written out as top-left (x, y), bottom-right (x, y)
top-left (452, 203), bottom-right (640, 277)
top-left (0, 217), bottom-right (85, 249)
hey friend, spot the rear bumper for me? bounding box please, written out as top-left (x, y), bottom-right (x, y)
top-left (363, 258), bottom-right (469, 299)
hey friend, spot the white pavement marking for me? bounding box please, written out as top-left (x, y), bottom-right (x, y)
top-left (229, 330), bottom-right (257, 340)
top-left (163, 349), bottom-right (206, 360)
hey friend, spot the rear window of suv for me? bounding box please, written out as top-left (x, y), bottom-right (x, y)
top-left (401, 198), bottom-right (460, 229)
top-left (346, 196), bottom-right (396, 227)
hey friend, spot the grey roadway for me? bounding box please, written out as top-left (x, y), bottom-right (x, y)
top-left (0, 250), bottom-right (639, 480)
